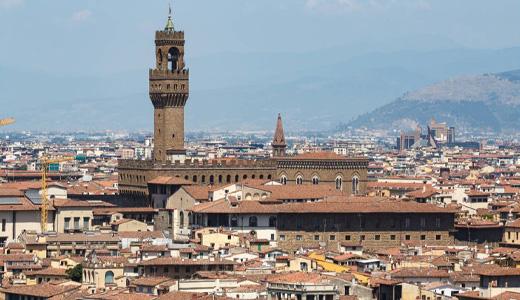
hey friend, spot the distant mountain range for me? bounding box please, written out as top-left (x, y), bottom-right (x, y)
top-left (2, 46), bottom-right (520, 132)
top-left (347, 69), bottom-right (520, 133)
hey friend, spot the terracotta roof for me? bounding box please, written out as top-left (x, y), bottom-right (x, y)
top-left (390, 268), bottom-right (449, 278)
top-left (182, 186), bottom-right (210, 201)
top-left (131, 276), bottom-right (174, 287)
top-left (46, 233), bottom-right (119, 243)
top-left (139, 257), bottom-right (236, 266)
top-left (117, 231), bottom-right (165, 239)
top-left (1, 282), bottom-right (81, 298)
top-left (193, 197), bottom-right (455, 214)
top-left (267, 272), bottom-right (330, 284)
top-left (25, 267), bottom-right (68, 277)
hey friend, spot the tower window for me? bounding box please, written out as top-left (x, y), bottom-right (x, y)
top-left (312, 176), bottom-right (319, 185)
top-left (335, 176), bottom-right (343, 190)
top-left (296, 176), bottom-right (303, 185)
top-left (168, 47), bottom-right (180, 71)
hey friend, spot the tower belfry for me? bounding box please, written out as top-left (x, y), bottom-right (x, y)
top-left (150, 7), bottom-right (189, 162)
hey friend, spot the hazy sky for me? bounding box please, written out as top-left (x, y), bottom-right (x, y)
top-left (1, 0), bottom-right (520, 76)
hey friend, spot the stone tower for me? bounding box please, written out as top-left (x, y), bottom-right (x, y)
top-left (150, 8), bottom-right (189, 162)
top-left (272, 113), bottom-right (287, 157)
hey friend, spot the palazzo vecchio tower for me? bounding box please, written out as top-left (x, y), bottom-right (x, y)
top-left (149, 10), bottom-right (189, 162)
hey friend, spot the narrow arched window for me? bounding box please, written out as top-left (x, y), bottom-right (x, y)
top-left (280, 176), bottom-right (287, 185)
top-left (352, 176), bottom-right (359, 195)
top-left (179, 211), bottom-right (185, 228)
top-left (226, 175), bottom-right (231, 183)
top-left (296, 176), bottom-right (303, 185)
top-left (335, 176), bottom-right (343, 190)
top-left (312, 176), bottom-right (319, 185)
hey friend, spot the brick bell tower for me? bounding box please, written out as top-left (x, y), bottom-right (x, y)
top-left (150, 7), bottom-right (189, 162)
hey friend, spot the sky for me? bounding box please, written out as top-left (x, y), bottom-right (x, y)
top-left (1, 0), bottom-right (519, 75)
top-left (1, 0), bottom-right (520, 131)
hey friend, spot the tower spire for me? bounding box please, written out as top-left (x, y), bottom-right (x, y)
top-left (165, 2), bottom-right (174, 32)
top-left (272, 113), bottom-right (287, 157)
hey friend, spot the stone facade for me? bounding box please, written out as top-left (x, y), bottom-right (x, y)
top-left (117, 15), bottom-right (369, 205)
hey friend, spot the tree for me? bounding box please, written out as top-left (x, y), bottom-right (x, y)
top-left (66, 264), bottom-right (83, 283)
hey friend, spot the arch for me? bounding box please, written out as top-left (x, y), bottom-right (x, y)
top-left (253, 193), bottom-right (260, 200)
top-left (184, 175), bottom-right (189, 180)
top-left (335, 175), bottom-right (343, 191)
top-left (193, 175), bottom-right (197, 183)
top-left (249, 216), bottom-right (258, 227)
top-left (168, 47), bottom-right (180, 71)
top-left (235, 175), bottom-right (239, 182)
top-left (245, 193), bottom-right (252, 201)
top-left (243, 174), bottom-right (248, 180)
top-left (252, 174), bottom-right (256, 179)
top-left (259, 174), bottom-right (264, 179)
top-left (296, 175), bottom-right (303, 185)
top-left (201, 175), bottom-right (206, 183)
top-left (209, 175), bottom-right (214, 185)
top-left (352, 176), bottom-right (359, 195)
top-left (179, 211), bottom-right (185, 228)
top-left (267, 174), bottom-right (272, 180)
top-left (218, 175), bottom-right (223, 184)
top-left (261, 193), bottom-right (268, 200)
top-left (312, 175), bottom-right (319, 185)
top-left (280, 175), bottom-right (287, 185)
top-left (226, 175), bottom-right (231, 183)
top-left (105, 271), bottom-right (114, 285)
top-left (157, 49), bottom-right (163, 65)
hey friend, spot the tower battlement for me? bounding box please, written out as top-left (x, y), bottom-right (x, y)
top-left (119, 158), bottom-right (277, 170)
top-left (149, 69), bottom-right (189, 80)
top-left (155, 30), bottom-right (185, 41)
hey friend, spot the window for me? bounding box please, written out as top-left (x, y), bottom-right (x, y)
top-left (1, 219), bottom-right (5, 232)
top-left (179, 211), bottom-right (184, 228)
top-left (168, 47), bottom-right (180, 71)
top-left (420, 217), bottom-right (426, 228)
top-left (163, 267), bottom-right (169, 273)
top-left (64, 217), bottom-right (71, 230)
top-left (270, 234), bottom-right (275, 241)
top-left (375, 235), bottom-right (380, 241)
top-left (420, 235), bottom-right (426, 240)
top-left (351, 176), bottom-right (359, 194)
top-left (296, 235), bottom-right (303, 241)
top-left (329, 235), bottom-right (336, 241)
top-left (405, 235), bottom-right (411, 240)
top-left (269, 216), bottom-right (277, 227)
top-left (436, 235), bottom-right (442, 240)
top-left (296, 176), bottom-right (303, 185)
top-left (312, 176), bottom-right (319, 185)
top-left (279, 235), bottom-right (286, 241)
top-left (83, 217), bottom-right (90, 230)
top-left (105, 271), bottom-right (114, 285)
top-left (335, 176), bottom-right (343, 190)
top-left (436, 217), bottom-right (441, 228)
top-left (314, 235), bottom-right (320, 241)
top-left (360, 235), bottom-right (365, 241)
top-left (249, 216), bottom-right (258, 227)
top-left (405, 218), bottom-right (410, 228)
top-left (390, 235), bottom-right (396, 240)
top-left (345, 235), bottom-right (351, 240)
top-left (231, 217), bottom-right (238, 227)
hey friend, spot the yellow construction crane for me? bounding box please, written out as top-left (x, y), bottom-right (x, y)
top-left (0, 117), bottom-right (15, 127)
top-left (40, 156), bottom-right (74, 232)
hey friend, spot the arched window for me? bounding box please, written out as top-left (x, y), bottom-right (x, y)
top-left (193, 175), bottom-right (197, 183)
top-left (209, 175), bottom-right (214, 184)
top-left (157, 49), bottom-right (163, 65)
top-left (218, 175), bottom-right (223, 183)
top-left (253, 193), bottom-right (260, 200)
top-left (179, 211), bottom-right (185, 228)
top-left (226, 175), bottom-right (231, 183)
top-left (249, 216), bottom-right (258, 227)
top-left (335, 176), bottom-right (343, 190)
top-left (269, 216), bottom-right (277, 227)
top-left (105, 271), bottom-right (114, 285)
top-left (235, 175), bottom-right (239, 182)
top-left (312, 176), bottom-right (319, 185)
top-left (296, 176), bottom-right (303, 185)
top-left (352, 176), bottom-right (359, 195)
top-left (259, 174), bottom-right (264, 179)
top-left (280, 176), bottom-right (287, 185)
top-left (267, 174), bottom-right (272, 180)
top-left (168, 47), bottom-right (180, 71)
top-left (184, 175), bottom-right (189, 180)
top-left (245, 193), bottom-right (252, 201)
top-left (243, 174), bottom-right (248, 180)
top-left (201, 175), bottom-right (206, 183)
top-left (252, 174), bottom-right (256, 179)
